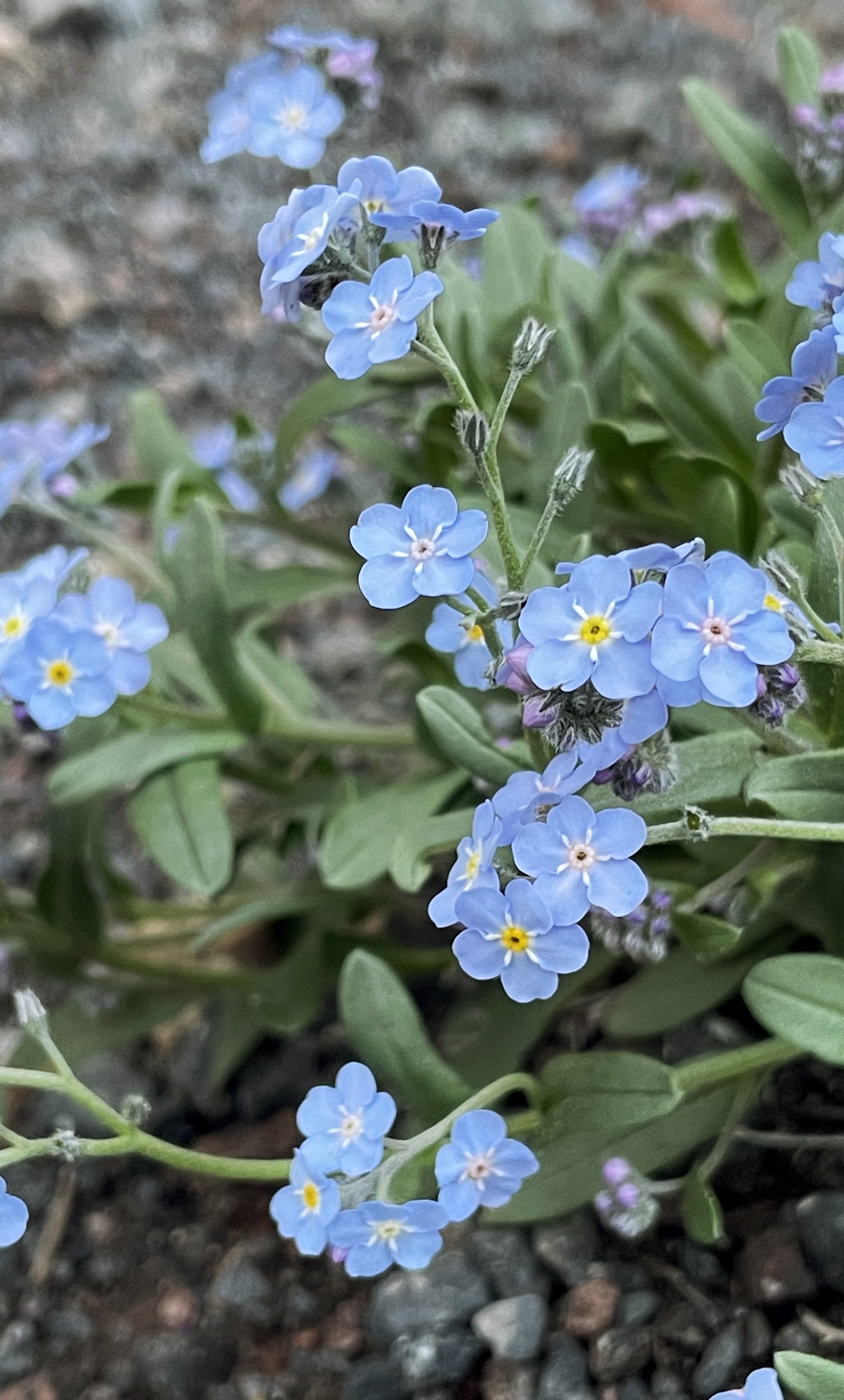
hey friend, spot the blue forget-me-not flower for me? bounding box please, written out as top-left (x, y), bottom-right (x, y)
top-left (492, 751), bottom-right (596, 847)
top-left (351, 484), bottom-right (488, 609)
top-left (709, 1369), bottom-right (783, 1400)
top-left (784, 375), bottom-right (844, 479)
top-left (337, 156), bottom-right (441, 237)
top-left (296, 1061), bottom-right (396, 1177)
top-left (322, 255), bottom-right (443, 380)
top-left (428, 800), bottom-right (502, 929)
top-left (2, 619), bottom-right (113, 730)
top-left (200, 54), bottom-right (282, 163)
top-left (0, 419), bottom-right (109, 517)
top-left (754, 325), bottom-right (839, 440)
top-left (191, 423), bottom-right (269, 512)
top-left (512, 795), bottom-right (648, 926)
top-left (426, 570), bottom-right (509, 691)
top-left (0, 573), bottom-right (58, 674)
top-left (0, 1179), bottom-right (28, 1247)
top-left (651, 554), bottom-right (794, 708)
top-left (328, 1199), bottom-right (449, 1277)
top-left (279, 447), bottom-right (341, 511)
top-left (269, 1149), bottom-right (341, 1256)
top-left (374, 200), bottom-right (499, 244)
top-left (435, 1110), bottom-right (539, 1222)
top-left (246, 63), bottom-right (344, 168)
top-left (785, 231), bottom-right (844, 312)
top-left (259, 183), bottom-right (362, 320)
top-left (573, 164), bottom-right (647, 229)
top-left (453, 878), bottom-right (590, 1003)
top-left (521, 554), bottom-right (662, 699)
top-left (55, 578), bottom-right (169, 698)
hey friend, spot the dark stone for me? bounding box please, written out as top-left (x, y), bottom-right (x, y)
top-left (47, 1307), bottom-right (94, 1355)
top-left (481, 1357), bottom-right (538, 1400)
top-left (537, 1334), bottom-right (592, 1400)
top-left (472, 1294), bottom-right (548, 1361)
top-left (0, 1319), bottom-right (37, 1383)
top-left (617, 1289), bottom-right (661, 1328)
top-left (620, 1381), bottom-right (650, 1400)
top-left (469, 1229), bottom-right (550, 1299)
top-left (369, 1250), bottom-right (490, 1341)
top-left (589, 1327), bottom-right (651, 1383)
top-left (738, 1225), bottom-right (816, 1305)
top-left (133, 1330), bottom-right (237, 1400)
top-left (742, 1309), bottom-right (774, 1361)
top-left (652, 1370), bottom-right (691, 1400)
top-left (772, 1321), bottom-right (817, 1355)
top-left (677, 1240), bottom-right (729, 1291)
top-left (393, 1327), bottom-right (484, 1389)
top-left (692, 1320), bottom-right (745, 1399)
top-left (209, 1249), bottom-right (273, 1326)
top-left (342, 1356), bottom-right (409, 1400)
top-left (532, 1212), bottom-right (602, 1287)
top-left (796, 1192), bottom-right (844, 1292)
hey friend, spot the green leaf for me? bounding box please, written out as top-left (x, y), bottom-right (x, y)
top-left (672, 911), bottom-right (744, 961)
top-left (777, 27), bottom-right (822, 108)
top-left (416, 686), bottom-right (520, 786)
top-left (725, 319), bottom-right (785, 387)
top-left (540, 1051), bottom-right (681, 1132)
top-left (776, 1352), bottom-right (844, 1400)
top-left (128, 390), bottom-right (203, 482)
top-left (49, 728), bottom-right (245, 805)
top-left (14, 989), bottom-right (190, 1069)
top-left (256, 930), bottom-right (324, 1034)
top-left (36, 804), bottom-right (104, 956)
top-left (128, 760), bottom-right (233, 897)
top-left (682, 1165), bottom-right (725, 1245)
top-left (492, 1085), bottom-right (735, 1224)
top-left (338, 951), bottom-right (471, 1121)
top-left (319, 771), bottom-right (466, 890)
top-left (225, 563), bottom-right (355, 611)
top-left (388, 808), bottom-right (474, 894)
top-left (193, 887), bottom-right (321, 950)
top-left (743, 952), bottom-right (844, 1065)
top-left (604, 947), bottom-right (758, 1039)
top-left (745, 748), bottom-right (844, 821)
top-left (683, 79), bottom-right (812, 248)
top-left (712, 221), bottom-right (762, 305)
top-left (275, 375), bottom-right (388, 473)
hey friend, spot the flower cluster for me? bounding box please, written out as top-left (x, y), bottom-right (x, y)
top-left (257, 154), bottom-right (498, 367)
top-left (0, 418), bottom-right (109, 518)
top-left (792, 66), bottom-right (844, 193)
top-left (201, 26), bottom-right (380, 168)
top-left (590, 887), bottom-right (673, 963)
top-left (0, 548), bottom-right (168, 730)
top-left (269, 1063), bottom-right (537, 1277)
top-left (593, 1157), bottom-right (660, 1239)
top-left (755, 231), bottom-right (844, 479)
top-left (560, 163), bottom-right (728, 266)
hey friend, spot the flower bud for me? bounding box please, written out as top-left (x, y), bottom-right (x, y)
top-left (593, 1158), bottom-right (660, 1239)
top-left (14, 988), bottom-right (49, 1037)
top-left (781, 459), bottom-right (825, 508)
top-left (511, 318), bottom-right (555, 375)
top-left (455, 409), bottom-right (489, 459)
top-left (763, 549), bottom-right (802, 596)
top-left (551, 446), bottom-right (592, 509)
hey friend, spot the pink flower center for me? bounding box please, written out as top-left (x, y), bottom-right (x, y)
top-left (369, 302), bottom-right (396, 333)
top-left (567, 841), bottom-right (596, 870)
top-left (409, 537), bottom-right (436, 562)
top-left (701, 616), bottom-right (731, 646)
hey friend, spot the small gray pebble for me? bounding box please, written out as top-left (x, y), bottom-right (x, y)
top-left (0, 1320), bottom-right (37, 1384)
top-left (652, 1368), bottom-right (691, 1400)
top-left (590, 1327), bottom-right (651, 1383)
top-left (538, 1334), bottom-right (592, 1400)
top-left (742, 1309), bottom-right (773, 1361)
top-left (533, 1212), bottom-right (601, 1287)
top-left (472, 1294), bottom-right (548, 1362)
top-left (370, 1250), bottom-right (490, 1341)
top-left (342, 1356), bottom-right (408, 1400)
top-left (620, 1381), bottom-right (650, 1400)
top-left (393, 1327), bottom-right (484, 1389)
top-left (796, 1192), bottom-right (844, 1292)
top-left (692, 1319), bottom-right (745, 1398)
top-left (470, 1229), bottom-right (550, 1299)
top-left (617, 1289), bottom-right (662, 1328)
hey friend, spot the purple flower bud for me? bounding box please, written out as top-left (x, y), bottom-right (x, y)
top-left (594, 1190), bottom-right (613, 1213)
top-left (521, 696), bottom-right (550, 729)
top-left (793, 103), bottom-right (823, 129)
top-left (651, 916), bottom-right (671, 937)
top-left (755, 672), bottom-right (768, 699)
top-left (592, 766), bottom-right (616, 786)
top-left (329, 1245), bottom-right (349, 1265)
top-left (616, 1181), bottom-right (640, 1209)
top-left (602, 1156), bottom-right (632, 1186)
top-left (651, 888), bottom-right (671, 911)
top-left (496, 640), bottom-right (535, 695)
top-left (626, 907), bottom-right (648, 927)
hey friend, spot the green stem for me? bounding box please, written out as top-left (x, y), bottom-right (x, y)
top-left (519, 489), bottom-right (559, 585)
top-left (673, 1037), bottom-right (798, 1095)
top-left (679, 842), bottom-right (775, 915)
top-left (791, 584), bottom-right (841, 646)
top-left (646, 815), bottom-right (844, 845)
top-left (487, 365), bottom-right (522, 456)
top-left (798, 639), bottom-right (844, 667)
top-left (696, 1073), bottom-right (760, 1181)
top-left (93, 945), bottom-right (257, 992)
top-left (820, 502), bottom-right (844, 631)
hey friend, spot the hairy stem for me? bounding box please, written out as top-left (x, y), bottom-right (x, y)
top-left (646, 815), bottom-right (844, 845)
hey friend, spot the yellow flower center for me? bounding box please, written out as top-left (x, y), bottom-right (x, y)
top-left (301, 1182), bottom-right (320, 1211)
top-left (764, 593), bottom-right (783, 612)
top-left (464, 850), bottom-right (481, 882)
top-left (45, 659), bottom-right (75, 687)
top-left (364, 198), bottom-right (384, 213)
top-left (500, 925), bottom-right (531, 953)
top-left (579, 614), bottom-right (612, 645)
top-left (373, 1219), bottom-right (404, 1242)
top-left (467, 624), bottom-right (484, 643)
top-left (1, 613), bottom-right (24, 638)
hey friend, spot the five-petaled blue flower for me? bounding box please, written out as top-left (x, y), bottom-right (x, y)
top-left (328, 1199), bottom-right (448, 1277)
top-left (191, 423), bottom-right (268, 512)
top-left (247, 64), bottom-right (344, 168)
top-left (784, 375), bottom-right (844, 479)
top-left (785, 231), bottom-right (844, 311)
top-left (0, 573), bottom-right (57, 674)
top-left (710, 1368), bottom-right (783, 1400)
top-left (2, 618), bottom-right (113, 730)
top-left (322, 255), bottom-right (443, 381)
top-left (337, 156), bottom-right (441, 239)
top-left (428, 799), bottom-right (501, 929)
top-left (55, 578), bottom-right (169, 697)
top-left (0, 418), bottom-right (109, 517)
top-left (521, 555), bottom-right (661, 699)
top-left (269, 1148), bottom-right (341, 1256)
top-left (425, 571), bottom-right (509, 690)
top-left (512, 795), bottom-right (648, 926)
top-left (200, 54), bottom-right (283, 163)
top-left (0, 1178), bottom-right (28, 1248)
top-left (453, 878), bottom-right (590, 1003)
top-left (492, 752), bottom-right (596, 847)
top-left (351, 484), bottom-right (488, 609)
top-left (651, 554), bottom-right (794, 708)
top-left (296, 1061), bottom-right (396, 1177)
top-left (259, 184), bottom-right (362, 321)
top-left (573, 165), bottom-right (647, 226)
top-left (374, 200), bottom-right (499, 244)
top-left (279, 448), bottom-right (340, 511)
top-left (435, 1110), bottom-right (539, 1221)
top-left (755, 326), bottom-right (839, 440)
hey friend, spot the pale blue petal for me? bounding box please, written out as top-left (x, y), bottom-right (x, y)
top-left (110, 651), bottom-right (152, 696)
top-left (358, 556), bottom-right (418, 608)
top-left (394, 1230), bottom-right (444, 1270)
top-left (412, 554), bottom-right (475, 598)
top-left (326, 329), bottom-right (374, 380)
top-left (533, 871), bottom-right (590, 924)
top-left (396, 271), bottom-right (443, 320)
top-left (438, 1179), bottom-right (479, 1222)
top-left (452, 928), bottom-right (506, 980)
top-left (367, 319), bottom-right (416, 364)
top-left (532, 924), bottom-right (590, 973)
top-left (511, 823), bottom-right (565, 877)
top-left (451, 1109), bottom-right (507, 1153)
top-left (72, 675), bottom-right (117, 717)
top-left (296, 1086), bottom-right (340, 1137)
top-left (586, 858), bottom-right (649, 916)
top-left (662, 563), bottom-right (709, 623)
top-left (505, 878), bottom-right (552, 934)
top-left (731, 611), bottom-right (794, 665)
top-left (591, 638), bottom-right (656, 698)
top-left (651, 617), bottom-right (704, 681)
top-left (322, 280), bottom-right (375, 332)
top-left (438, 510), bottom-right (489, 557)
top-left (527, 639), bottom-right (592, 691)
top-left (592, 807), bottom-right (647, 858)
top-left (335, 1061), bottom-right (377, 1107)
top-left (403, 484), bottom-right (458, 537)
top-left (350, 502), bottom-right (407, 558)
top-left (699, 646), bottom-right (759, 706)
top-left (612, 580), bottom-right (662, 640)
top-left (501, 957), bottom-right (558, 1002)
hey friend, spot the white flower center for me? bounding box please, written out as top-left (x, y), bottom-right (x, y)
top-left (687, 597), bottom-right (749, 657)
top-left (409, 537), bottom-right (436, 561)
top-left (95, 620), bottom-right (122, 649)
top-left (399, 523), bottom-right (445, 573)
top-left (370, 1219), bottom-right (407, 1248)
top-left (279, 101), bottom-right (309, 132)
top-left (463, 1148), bottom-right (500, 1183)
top-left (557, 829), bottom-right (610, 881)
top-left (700, 615), bottom-right (731, 646)
top-left (336, 1110), bottom-right (364, 1143)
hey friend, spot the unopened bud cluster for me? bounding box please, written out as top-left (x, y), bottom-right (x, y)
top-left (591, 888), bottom-right (672, 963)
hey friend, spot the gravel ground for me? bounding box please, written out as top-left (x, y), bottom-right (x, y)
top-left (5, 0), bottom-right (844, 1397)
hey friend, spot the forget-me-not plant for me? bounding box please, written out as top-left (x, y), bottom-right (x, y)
top-left (453, 877), bottom-right (590, 1002)
top-left (512, 796), bottom-right (648, 926)
top-left (55, 578), bottom-right (169, 698)
top-left (322, 255), bottom-right (444, 380)
top-left (328, 1199), bottom-right (449, 1277)
top-left (350, 484), bottom-right (488, 608)
top-left (337, 155), bottom-right (441, 234)
top-left (435, 1110), bottom-right (539, 1221)
top-left (296, 1061), bottom-right (396, 1177)
top-left (246, 64), bottom-right (344, 168)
